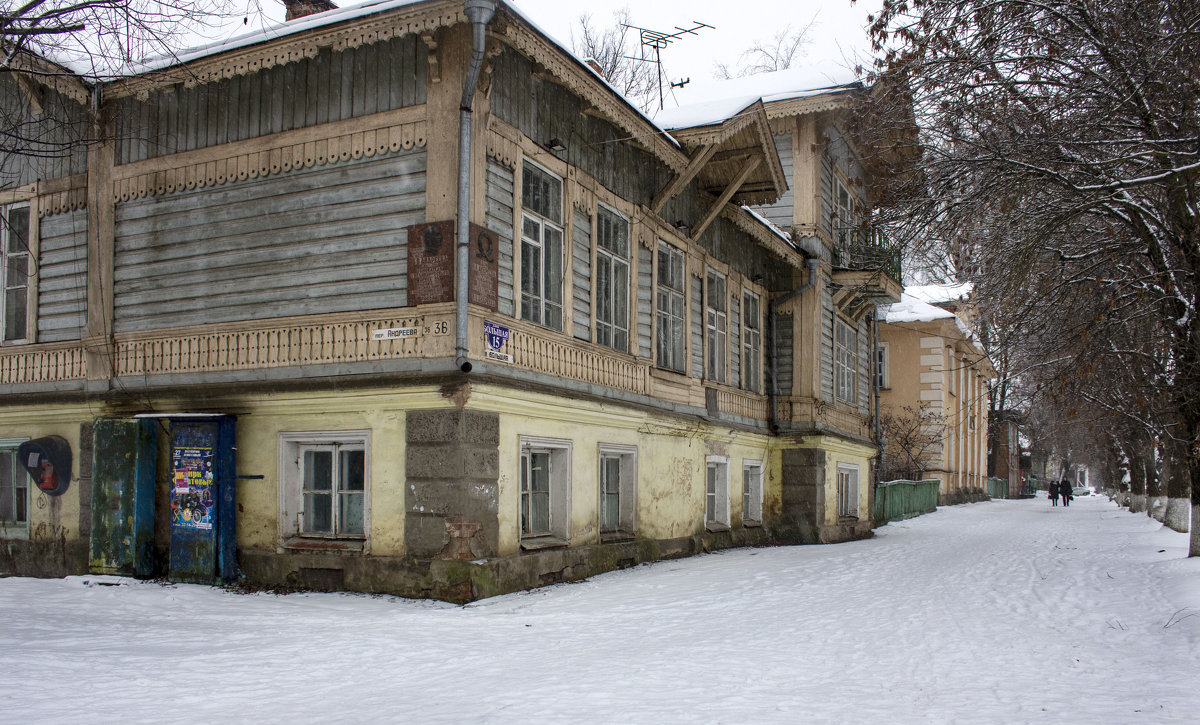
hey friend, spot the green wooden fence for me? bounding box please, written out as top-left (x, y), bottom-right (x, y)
top-left (873, 479), bottom-right (940, 524)
top-left (987, 477), bottom-right (1010, 499)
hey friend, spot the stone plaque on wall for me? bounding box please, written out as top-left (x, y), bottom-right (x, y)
top-left (408, 221), bottom-right (454, 306)
top-left (469, 223), bottom-right (499, 311)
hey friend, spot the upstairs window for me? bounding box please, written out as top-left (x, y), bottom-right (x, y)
top-left (656, 242), bottom-right (686, 372)
top-left (521, 162), bottom-right (564, 330)
top-left (835, 318), bottom-right (858, 403)
top-left (875, 342), bottom-right (890, 389)
top-left (595, 206), bottom-right (630, 352)
top-left (2, 206), bottom-right (30, 343)
top-left (705, 270), bottom-right (727, 383)
top-left (834, 178), bottom-right (858, 243)
top-left (742, 291), bottom-right (762, 393)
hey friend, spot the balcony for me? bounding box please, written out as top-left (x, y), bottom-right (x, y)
top-left (833, 225), bottom-right (902, 282)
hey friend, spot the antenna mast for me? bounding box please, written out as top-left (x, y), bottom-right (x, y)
top-left (620, 20), bottom-right (714, 110)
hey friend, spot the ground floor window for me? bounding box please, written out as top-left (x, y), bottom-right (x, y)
top-left (0, 440), bottom-right (29, 537)
top-left (520, 436), bottom-right (572, 543)
top-left (598, 444), bottom-right (637, 537)
top-left (279, 431), bottom-right (370, 544)
top-left (742, 461), bottom-right (763, 525)
top-left (706, 456), bottom-right (730, 531)
top-left (837, 463), bottom-right (859, 518)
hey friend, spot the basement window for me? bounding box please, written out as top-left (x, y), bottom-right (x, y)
top-left (705, 455), bottom-right (730, 532)
top-left (598, 444), bottom-right (637, 540)
top-left (520, 436), bottom-right (572, 546)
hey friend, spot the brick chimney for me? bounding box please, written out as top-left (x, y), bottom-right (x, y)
top-left (282, 0), bottom-right (338, 21)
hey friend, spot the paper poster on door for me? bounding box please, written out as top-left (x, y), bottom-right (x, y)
top-left (171, 445), bottom-right (214, 530)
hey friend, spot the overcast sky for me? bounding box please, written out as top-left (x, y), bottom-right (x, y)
top-left (506, 0), bottom-right (882, 88)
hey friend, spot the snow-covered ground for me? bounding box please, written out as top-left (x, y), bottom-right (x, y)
top-left (3, 494), bottom-right (1197, 723)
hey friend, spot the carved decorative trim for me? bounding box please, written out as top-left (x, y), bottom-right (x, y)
top-left (39, 186), bottom-right (88, 217)
top-left (111, 1), bottom-right (464, 100)
top-left (114, 313), bottom-right (436, 377)
top-left (0, 343), bottom-right (87, 385)
top-left (113, 120), bottom-right (426, 202)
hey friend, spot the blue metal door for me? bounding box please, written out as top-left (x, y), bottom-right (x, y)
top-left (168, 417), bottom-right (237, 584)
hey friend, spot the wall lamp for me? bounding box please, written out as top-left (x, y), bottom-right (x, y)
top-left (548, 138), bottom-right (567, 152)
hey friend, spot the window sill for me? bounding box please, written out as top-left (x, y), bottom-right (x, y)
top-left (599, 531), bottom-right (636, 543)
top-left (282, 536), bottom-right (365, 553)
top-left (0, 527), bottom-right (29, 540)
top-left (649, 366), bottom-right (689, 382)
top-left (742, 519), bottom-right (762, 528)
top-left (705, 522), bottom-right (730, 533)
top-left (520, 535), bottom-right (568, 551)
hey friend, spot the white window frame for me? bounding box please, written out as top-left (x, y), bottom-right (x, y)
top-left (594, 205), bottom-right (630, 352)
top-left (520, 161), bottom-right (565, 331)
top-left (834, 177), bottom-right (858, 244)
top-left (597, 443), bottom-right (637, 538)
top-left (278, 431), bottom-right (372, 548)
top-left (742, 290), bottom-right (762, 393)
top-left (705, 455), bottom-right (730, 531)
top-left (837, 463), bottom-right (860, 519)
top-left (520, 436), bottom-right (572, 544)
top-left (742, 460), bottom-right (763, 526)
top-left (656, 241), bottom-right (686, 372)
top-left (0, 438), bottom-right (30, 539)
top-left (875, 341), bottom-right (890, 390)
top-left (835, 318), bottom-right (858, 403)
top-left (705, 269), bottom-right (727, 383)
top-left (2, 204), bottom-right (32, 344)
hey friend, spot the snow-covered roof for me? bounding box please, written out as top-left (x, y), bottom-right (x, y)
top-left (904, 283), bottom-right (973, 306)
top-left (879, 297), bottom-right (957, 324)
top-left (653, 61), bottom-right (862, 129)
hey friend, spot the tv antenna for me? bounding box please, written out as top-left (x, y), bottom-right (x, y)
top-left (620, 20), bottom-right (714, 110)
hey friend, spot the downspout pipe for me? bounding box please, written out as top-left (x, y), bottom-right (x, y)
top-left (769, 257), bottom-right (820, 432)
top-left (455, 0), bottom-right (497, 373)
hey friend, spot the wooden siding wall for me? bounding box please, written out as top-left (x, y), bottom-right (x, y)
top-left (112, 149), bottom-right (425, 332)
top-left (485, 158), bottom-right (516, 318)
top-left (752, 132), bottom-right (795, 228)
top-left (690, 276), bottom-right (703, 378)
top-left (37, 209), bottom-right (88, 342)
top-left (821, 278), bottom-right (835, 402)
top-left (774, 311), bottom-right (793, 396)
top-left (636, 245), bottom-right (653, 359)
top-left (114, 36), bottom-right (428, 166)
top-left (820, 145), bottom-right (834, 250)
top-left (571, 208), bottom-right (591, 341)
top-left (0, 80), bottom-right (89, 187)
top-left (489, 49), bottom-right (672, 208)
top-left (729, 293), bottom-right (741, 389)
top-left (858, 316), bottom-right (871, 414)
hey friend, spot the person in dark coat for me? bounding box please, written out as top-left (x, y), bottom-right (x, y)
top-left (1049, 480), bottom-right (1060, 506)
top-left (1061, 478), bottom-right (1072, 507)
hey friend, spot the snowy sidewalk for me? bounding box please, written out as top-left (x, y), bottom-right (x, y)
top-left (2, 495), bottom-right (1197, 724)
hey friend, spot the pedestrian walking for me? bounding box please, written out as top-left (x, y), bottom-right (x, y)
top-left (1049, 480), bottom-right (1059, 506)
top-left (1061, 479), bottom-right (1072, 507)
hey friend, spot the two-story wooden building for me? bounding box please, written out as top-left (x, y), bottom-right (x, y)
top-left (0, 0), bottom-right (901, 600)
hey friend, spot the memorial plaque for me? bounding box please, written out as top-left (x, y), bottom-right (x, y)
top-left (407, 221), bottom-right (454, 305)
top-left (469, 223), bottom-right (499, 310)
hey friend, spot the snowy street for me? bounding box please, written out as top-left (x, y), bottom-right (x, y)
top-left (3, 494), bottom-right (1198, 724)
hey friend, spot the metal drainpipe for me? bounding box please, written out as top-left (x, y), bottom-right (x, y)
top-left (769, 257), bottom-right (820, 432)
top-left (455, 0), bottom-right (497, 373)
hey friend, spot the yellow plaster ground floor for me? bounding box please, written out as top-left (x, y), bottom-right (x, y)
top-left (0, 380), bottom-right (879, 600)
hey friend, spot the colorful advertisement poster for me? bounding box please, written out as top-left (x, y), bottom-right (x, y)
top-left (170, 445), bottom-right (214, 531)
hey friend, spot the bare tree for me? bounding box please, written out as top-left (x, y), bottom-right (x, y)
top-left (1, 1), bottom-right (262, 185)
top-left (714, 20), bottom-right (816, 80)
top-left (879, 405), bottom-right (945, 482)
top-left (865, 0), bottom-right (1200, 555)
top-left (571, 9), bottom-right (657, 113)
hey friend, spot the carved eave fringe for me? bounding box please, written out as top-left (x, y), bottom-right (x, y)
top-left (496, 10), bottom-right (688, 174)
top-left (113, 120), bottom-right (426, 202)
top-left (722, 204), bottom-right (800, 264)
top-left (109, 1), bottom-right (464, 101)
top-left (40, 186), bottom-right (88, 217)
